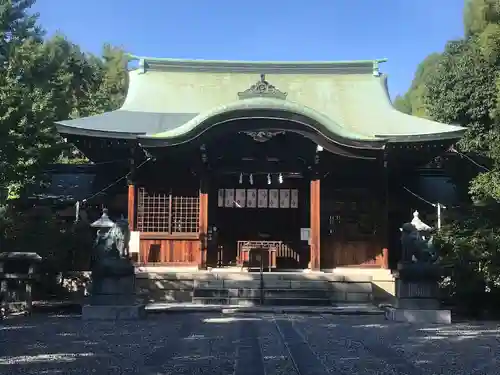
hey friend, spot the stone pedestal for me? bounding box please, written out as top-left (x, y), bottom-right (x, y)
top-left (385, 263), bottom-right (451, 324)
top-left (82, 274), bottom-right (146, 320)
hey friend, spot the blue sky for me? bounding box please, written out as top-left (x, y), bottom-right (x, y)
top-left (34, 0), bottom-right (464, 99)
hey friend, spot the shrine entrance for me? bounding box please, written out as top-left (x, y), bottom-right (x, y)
top-left (203, 128), bottom-right (314, 270)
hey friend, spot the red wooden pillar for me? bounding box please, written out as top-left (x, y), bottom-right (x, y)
top-left (380, 151), bottom-right (390, 269)
top-left (127, 142), bottom-right (137, 231)
top-left (199, 191), bottom-right (208, 269)
top-left (127, 184), bottom-right (136, 231)
top-left (310, 179), bottom-right (321, 271)
top-left (381, 248), bottom-right (389, 269)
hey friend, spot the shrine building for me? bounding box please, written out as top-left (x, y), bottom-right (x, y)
top-left (55, 56), bottom-right (465, 271)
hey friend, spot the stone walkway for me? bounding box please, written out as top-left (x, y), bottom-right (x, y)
top-left (0, 313), bottom-right (499, 374)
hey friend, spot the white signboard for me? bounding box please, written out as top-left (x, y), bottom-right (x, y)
top-left (235, 189), bottom-right (246, 208)
top-left (280, 189), bottom-right (290, 208)
top-left (129, 231), bottom-right (140, 254)
top-left (269, 189), bottom-right (279, 208)
top-left (225, 189), bottom-right (234, 207)
top-left (300, 228), bottom-right (310, 242)
top-left (246, 189), bottom-right (257, 208)
top-left (257, 189), bottom-right (268, 208)
top-left (217, 189), bottom-right (224, 207)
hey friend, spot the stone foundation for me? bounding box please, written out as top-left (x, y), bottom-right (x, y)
top-left (385, 307), bottom-right (451, 324)
top-left (135, 270), bottom-right (380, 305)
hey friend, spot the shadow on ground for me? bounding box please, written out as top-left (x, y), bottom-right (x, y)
top-left (0, 312), bottom-right (499, 374)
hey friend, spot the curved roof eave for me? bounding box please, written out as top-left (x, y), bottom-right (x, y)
top-left (55, 110), bottom-right (198, 138)
top-left (56, 122), bottom-right (143, 139)
top-left (383, 129), bottom-right (466, 143)
top-left (374, 75), bottom-right (467, 141)
top-left (138, 97), bottom-right (387, 149)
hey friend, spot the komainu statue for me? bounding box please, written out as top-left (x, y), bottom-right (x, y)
top-left (91, 212), bottom-right (134, 280)
top-left (400, 211), bottom-right (438, 264)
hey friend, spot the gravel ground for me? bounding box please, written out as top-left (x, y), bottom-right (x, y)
top-left (0, 313), bottom-right (499, 375)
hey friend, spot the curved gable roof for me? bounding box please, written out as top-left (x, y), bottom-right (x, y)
top-left (55, 56), bottom-right (466, 145)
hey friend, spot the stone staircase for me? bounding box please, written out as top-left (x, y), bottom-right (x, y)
top-left (135, 269), bottom-right (388, 306)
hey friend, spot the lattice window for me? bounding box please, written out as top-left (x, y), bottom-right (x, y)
top-left (171, 196), bottom-right (200, 233)
top-left (137, 188), bottom-right (199, 234)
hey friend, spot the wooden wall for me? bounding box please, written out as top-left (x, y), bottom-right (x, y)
top-left (138, 234), bottom-right (200, 266)
top-left (319, 166), bottom-right (387, 269)
top-left (320, 240), bottom-right (385, 268)
top-left (134, 163), bottom-right (203, 267)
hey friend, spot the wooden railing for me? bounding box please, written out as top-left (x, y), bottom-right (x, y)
top-left (237, 240), bottom-right (299, 263)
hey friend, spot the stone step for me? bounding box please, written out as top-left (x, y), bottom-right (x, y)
top-left (145, 303), bottom-right (384, 315)
top-left (137, 280), bottom-right (372, 293)
top-left (139, 288), bottom-right (373, 304)
top-left (136, 270), bottom-right (373, 282)
top-left (134, 269), bottom-right (382, 305)
top-left (192, 288), bottom-right (330, 299)
top-left (191, 297), bottom-right (332, 306)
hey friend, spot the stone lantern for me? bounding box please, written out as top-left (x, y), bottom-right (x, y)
top-left (90, 208), bottom-right (115, 230)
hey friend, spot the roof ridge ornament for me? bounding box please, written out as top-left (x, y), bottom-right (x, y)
top-left (238, 74), bottom-right (288, 100)
top-left (372, 61), bottom-right (381, 77)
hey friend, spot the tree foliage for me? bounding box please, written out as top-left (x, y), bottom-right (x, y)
top-left (435, 204), bottom-right (500, 313)
top-left (0, 0), bottom-right (128, 287)
top-left (0, 0), bottom-right (128, 202)
top-left (396, 0), bottom-right (500, 312)
top-left (393, 53), bottom-right (442, 118)
top-left (464, 0), bottom-right (500, 37)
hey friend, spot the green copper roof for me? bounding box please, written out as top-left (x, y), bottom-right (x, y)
top-left (56, 55), bottom-right (466, 148)
top-left (150, 97), bottom-right (379, 141)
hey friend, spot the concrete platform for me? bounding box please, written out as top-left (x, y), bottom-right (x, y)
top-left (82, 304), bottom-right (146, 320)
top-left (384, 306), bottom-right (452, 324)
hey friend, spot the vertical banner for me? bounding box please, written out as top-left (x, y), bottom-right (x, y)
top-left (235, 189), bottom-right (246, 208)
top-left (290, 189), bottom-right (299, 208)
top-left (246, 189), bottom-right (257, 208)
top-left (257, 189), bottom-right (268, 208)
top-left (269, 189), bottom-right (279, 208)
top-left (279, 189), bottom-right (290, 208)
top-left (218, 189), bottom-right (225, 207)
top-left (225, 189), bottom-right (234, 208)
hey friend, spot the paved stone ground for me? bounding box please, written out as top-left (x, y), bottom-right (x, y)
top-left (0, 313), bottom-right (499, 375)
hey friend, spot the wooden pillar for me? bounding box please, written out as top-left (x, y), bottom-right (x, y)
top-left (380, 151), bottom-right (390, 269)
top-left (127, 142), bottom-right (137, 231)
top-left (310, 178), bottom-right (321, 271)
top-left (199, 176), bottom-right (209, 269)
top-left (127, 185), bottom-right (135, 231)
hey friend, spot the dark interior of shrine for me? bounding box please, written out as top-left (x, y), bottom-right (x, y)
top-left (202, 130), bottom-right (316, 269)
top-left (207, 174), bottom-right (310, 269)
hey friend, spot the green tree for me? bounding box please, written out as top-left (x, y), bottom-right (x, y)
top-left (0, 1), bottom-right (129, 200)
top-left (425, 39), bottom-right (498, 152)
top-left (393, 53), bottom-right (441, 118)
top-left (464, 0), bottom-right (500, 37)
top-left (98, 43), bottom-right (128, 111)
top-left (418, 0), bottom-right (500, 313)
top-left (0, 0), bottom-right (51, 200)
top-left (392, 94), bottom-right (411, 114)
